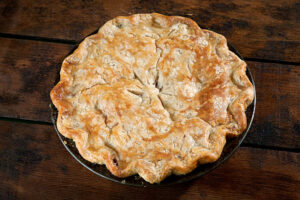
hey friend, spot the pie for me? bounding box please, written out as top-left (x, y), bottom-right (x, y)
top-left (50, 13), bottom-right (254, 183)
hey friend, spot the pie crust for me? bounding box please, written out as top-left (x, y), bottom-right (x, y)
top-left (50, 13), bottom-right (254, 183)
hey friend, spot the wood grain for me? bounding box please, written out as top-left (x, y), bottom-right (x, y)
top-left (0, 38), bottom-right (73, 122)
top-left (0, 121), bottom-right (299, 200)
top-left (0, 0), bottom-right (299, 62)
top-left (245, 62), bottom-right (300, 149)
top-left (0, 38), bottom-right (299, 149)
top-left (0, 0), bottom-right (298, 199)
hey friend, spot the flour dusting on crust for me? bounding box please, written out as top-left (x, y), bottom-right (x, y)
top-left (51, 13), bottom-right (254, 183)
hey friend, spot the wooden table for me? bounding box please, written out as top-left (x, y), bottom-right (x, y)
top-left (0, 0), bottom-right (299, 199)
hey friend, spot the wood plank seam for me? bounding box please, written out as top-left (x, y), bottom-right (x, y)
top-left (0, 117), bottom-right (299, 153)
top-left (0, 33), bottom-right (299, 66)
top-left (0, 32), bottom-right (77, 45)
top-left (241, 143), bottom-right (300, 153)
top-left (0, 116), bottom-right (52, 126)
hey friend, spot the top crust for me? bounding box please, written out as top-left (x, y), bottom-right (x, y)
top-left (50, 13), bottom-right (254, 183)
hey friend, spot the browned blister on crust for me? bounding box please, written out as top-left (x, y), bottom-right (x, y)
top-left (50, 13), bottom-right (254, 183)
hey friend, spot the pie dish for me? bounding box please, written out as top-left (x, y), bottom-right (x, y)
top-left (50, 13), bottom-right (254, 184)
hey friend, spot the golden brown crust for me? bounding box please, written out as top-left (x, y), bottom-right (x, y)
top-left (50, 13), bottom-right (254, 183)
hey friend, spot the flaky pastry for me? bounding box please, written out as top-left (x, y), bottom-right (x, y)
top-left (51, 13), bottom-right (254, 183)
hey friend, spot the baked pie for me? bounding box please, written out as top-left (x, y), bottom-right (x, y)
top-left (50, 13), bottom-right (254, 183)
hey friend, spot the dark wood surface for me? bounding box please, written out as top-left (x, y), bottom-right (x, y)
top-left (1, 121), bottom-right (299, 200)
top-left (0, 0), bottom-right (299, 199)
top-left (0, 0), bottom-right (299, 62)
top-left (0, 38), bottom-right (73, 122)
